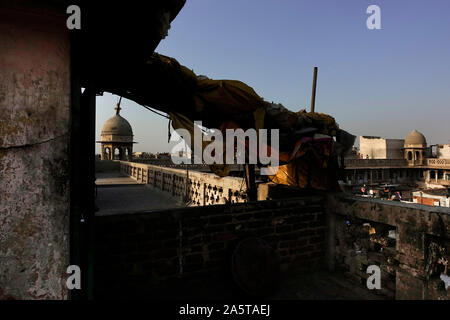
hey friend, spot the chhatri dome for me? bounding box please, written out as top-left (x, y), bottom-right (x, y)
top-left (404, 129), bottom-right (427, 147)
top-left (101, 106), bottom-right (133, 137)
top-left (98, 103), bottom-right (136, 160)
top-left (403, 129), bottom-right (427, 165)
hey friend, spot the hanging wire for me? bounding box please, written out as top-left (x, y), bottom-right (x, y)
top-left (168, 119), bottom-right (172, 143)
top-left (141, 104), bottom-right (170, 119)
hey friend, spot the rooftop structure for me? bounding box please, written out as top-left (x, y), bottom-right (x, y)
top-left (345, 130), bottom-right (449, 190)
top-left (98, 104), bottom-right (136, 160)
top-left (405, 129), bottom-right (427, 147)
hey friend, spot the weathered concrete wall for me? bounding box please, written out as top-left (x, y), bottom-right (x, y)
top-left (359, 136), bottom-right (405, 160)
top-left (327, 194), bottom-right (449, 300)
top-left (359, 136), bottom-right (387, 159)
top-left (333, 214), bottom-right (397, 299)
top-left (386, 139), bottom-right (405, 159)
top-left (0, 8), bottom-right (70, 299)
top-left (438, 144), bottom-right (450, 159)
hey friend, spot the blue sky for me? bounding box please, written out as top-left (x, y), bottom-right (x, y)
top-left (96, 0), bottom-right (450, 154)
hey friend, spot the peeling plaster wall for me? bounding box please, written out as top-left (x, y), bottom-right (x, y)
top-left (328, 194), bottom-right (450, 300)
top-left (359, 137), bottom-right (387, 159)
top-left (0, 9), bottom-right (70, 299)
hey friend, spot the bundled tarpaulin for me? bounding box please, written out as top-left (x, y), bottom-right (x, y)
top-left (147, 53), bottom-right (267, 129)
top-left (268, 134), bottom-right (342, 191)
top-left (150, 53), bottom-right (355, 190)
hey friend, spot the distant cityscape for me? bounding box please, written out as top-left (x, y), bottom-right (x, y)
top-left (343, 130), bottom-right (450, 207)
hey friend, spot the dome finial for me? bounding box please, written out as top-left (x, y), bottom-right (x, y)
top-left (115, 104), bottom-right (121, 115)
top-left (115, 96), bottom-right (123, 115)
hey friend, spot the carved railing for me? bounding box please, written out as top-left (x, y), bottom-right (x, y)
top-left (344, 159), bottom-right (408, 168)
top-left (427, 158), bottom-right (450, 169)
top-left (119, 161), bottom-right (247, 206)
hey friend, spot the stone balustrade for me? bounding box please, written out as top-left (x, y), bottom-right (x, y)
top-left (427, 158), bottom-right (450, 169)
top-left (345, 158), bottom-right (450, 169)
top-left (119, 161), bottom-right (248, 206)
top-left (344, 158), bottom-right (408, 169)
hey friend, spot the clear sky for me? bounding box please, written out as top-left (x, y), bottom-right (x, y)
top-left (96, 0), bottom-right (450, 154)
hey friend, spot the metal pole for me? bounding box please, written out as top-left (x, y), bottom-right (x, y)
top-left (310, 67), bottom-right (318, 113)
top-left (244, 164), bottom-right (257, 202)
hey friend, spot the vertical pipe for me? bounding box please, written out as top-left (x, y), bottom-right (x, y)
top-left (310, 67), bottom-right (318, 113)
top-left (244, 164), bottom-right (257, 201)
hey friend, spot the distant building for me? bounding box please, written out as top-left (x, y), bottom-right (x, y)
top-left (344, 130), bottom-right (450, 189)
top-left (97, 104), bottom-right (136, 161)
top-left (133, 152), bottom-right (153, 159)
top-left (437, 144), bottom-right (450, 159)
top-left (155, 152), bottom-right (171, 161)
top-left (412, 189), bottom-right (450, 207)
top-left (359, 136), bottom-right (405, 159)
top-left (403, 129), bottom-right (430, 166)
top-left (346, 146), bottom-right (359, 159)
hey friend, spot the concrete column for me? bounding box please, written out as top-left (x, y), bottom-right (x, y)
top-left (0, 8), bottom-right (70, 299)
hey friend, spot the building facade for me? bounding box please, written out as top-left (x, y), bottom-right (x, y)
top-left (345, 130), bottom-right (450, 190)
top-left (359, 136), bottom-right (405, 159)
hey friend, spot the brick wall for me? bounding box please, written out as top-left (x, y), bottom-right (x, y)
top-left (95, 196), bottom-right (326, 299)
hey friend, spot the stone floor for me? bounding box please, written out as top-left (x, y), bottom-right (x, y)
top-left (95, 171), bottom-right (183, 215)
top-left (95, 171), bottom-right (139, 185)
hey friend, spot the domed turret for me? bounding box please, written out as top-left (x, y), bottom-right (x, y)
top-left (101, 105), bottom-right (133, 141)
top-left (404, 130), bottom-right (427, 165)
top-left (97, 104), bottom-right (136, 160)
top-left (404, 130), bottom-right (426, 148)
